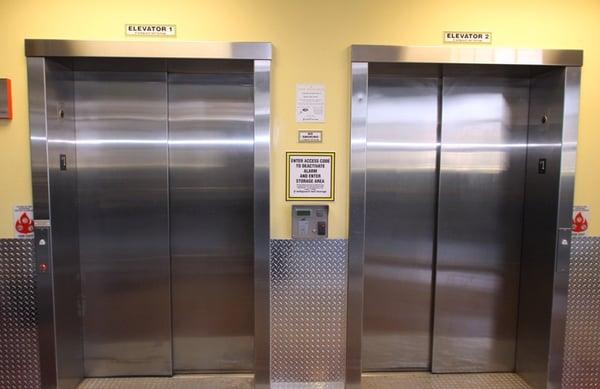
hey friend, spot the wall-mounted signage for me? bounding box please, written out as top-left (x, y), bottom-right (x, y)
top-left (125, 24), bottom-right (176, 37)
top-left (13, 205), bottom-right (34, 239)
top-left (296, 84), bottom-right (325, 123)
top-left (444, 31), bottom-right (492, 43)
top-left (572, 205), bottom-right (590, 236)
top-left (298, 130), bottom-right (323, 143)
top-left (287, 152), bottom-right (335, 201)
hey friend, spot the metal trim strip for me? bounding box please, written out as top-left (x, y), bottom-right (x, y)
top-left (547, 66), bottom-right (582, 388)
top-left (25, 39), bottom-right (272, 60)
top-left (253, 59), bottom-right (271, 388)
top-left (346, 62), bottom-right (368, 389)
top-left (351, 45), bottom-right (583, 67)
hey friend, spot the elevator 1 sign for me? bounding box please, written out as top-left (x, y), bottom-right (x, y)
top-left (287, 152), bottom-right (335, 201)
top-left (125, 24), bottom-right (176, 36)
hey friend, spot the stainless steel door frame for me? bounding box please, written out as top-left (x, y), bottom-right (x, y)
top-left (348, 45), bottom-right (583, 389)
top-left (252, 58), bottom-right (271, 389)
top-left (26, 40), bottom-right (272, 389)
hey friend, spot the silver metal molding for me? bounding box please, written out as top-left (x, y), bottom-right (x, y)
top-left (254, 59), bottom-right (272, 389)
top-left (547, 66), bottom-right (582, 389)
top-left (346, 62), bottom-right (368, 389)
top-left (351, 45), bottom-right (583, 67)
top-left (26, 39), bottom-right (272, 60)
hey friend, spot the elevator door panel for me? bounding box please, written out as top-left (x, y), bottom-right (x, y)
top-left (363, 64), bottom-right (439, 370)
top-left (76, 70), bottom-right (171, 376)
top-left (433, 66), bottom-right (529, 372)
top-left (169, 63), bottom-right (255, 372)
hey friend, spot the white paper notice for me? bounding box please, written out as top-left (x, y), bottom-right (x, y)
top-left (287, 153), bottom-right (335, 200)
top-left (298, 130), bottom-right (323, 143)
top-left (296, 84), bottom-right (325, 123)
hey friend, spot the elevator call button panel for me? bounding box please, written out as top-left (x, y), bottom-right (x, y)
top-left (292, 205), bottom-right (328, 239)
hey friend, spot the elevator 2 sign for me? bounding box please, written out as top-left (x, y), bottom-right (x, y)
top-left (444, 31), bottom-right (492, 43)
top-left (287, 152), bottom-right (335, 201)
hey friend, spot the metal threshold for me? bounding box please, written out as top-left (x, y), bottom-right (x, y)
top-left (362, 372), bottom-right (531, 389)
top-left (78, 374), bottom-right (254, 389)
top-left (79, 372), bottom-right (530, 388)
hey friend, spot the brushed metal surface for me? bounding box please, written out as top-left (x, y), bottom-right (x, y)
top-left (363, 64), bottom-right (439, 371)
top-left (25, 39), bottom-right (272, 60)
top-left (362, 372), bottom-right (531, 389)
top-left (351, 45), bottom-right (583, 67)
top-left (547, 67), bottom-right (581, 389)
top-left (0, 239), bottom-right (41, 389)
top-left (515, 68), bottom-right (565, 389)
top-left (270, 239), bottom-right (347, 386)
top-left (433, 66), bottom-right (530, 372)
top-left (45, 59), bottom-right (85, 389)
top-left (27, 57), bottom-right (59, 389)
top-left (252, 59), bottom-right (272, 389)
top-left (563, 236), bottom-right (600, 389)
top-left (169, 61), bottom-right (254, 372)
top-left (75, 68), bottom-right (171, 376)
top-left (28, 57), bottom-right (50, 222)
top-left (346, 62), bottom-right (368, 389)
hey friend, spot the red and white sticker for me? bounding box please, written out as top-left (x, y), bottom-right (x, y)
top-left (572, 205), bottom-right (590, 236)
top-left (13, 205), bottom-right (34, 239)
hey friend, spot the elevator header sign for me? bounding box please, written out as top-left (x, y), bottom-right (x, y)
top-left (125, 24), bottom-right (176, 37)
top-left (444, 31), bottom-right (492, 43)
top-left (287, 152), bottom-right (335, 201)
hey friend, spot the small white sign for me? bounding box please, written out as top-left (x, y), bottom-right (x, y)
top-left (287, 152), bottom-right (335, 200)
top-left (298, 130), bottom-right (323, 143)
top-left (296, 84), bottom-right (325, 123)
top-left (126, 24), bottom-right (176, 37)
top-left (13, 205), bottom-right (34, 239)
top-left (444, 31), bottom-right (492, 43)
top-left (572, 205), bottom-right (591, 236)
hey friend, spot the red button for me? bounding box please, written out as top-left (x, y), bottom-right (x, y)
top-left (39, 263), bottom-right (48, 273)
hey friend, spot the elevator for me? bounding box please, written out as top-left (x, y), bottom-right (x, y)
top-left (348, 45), bottom-right (582, 389)
top-left (26, 40), bottom-right (271, 389)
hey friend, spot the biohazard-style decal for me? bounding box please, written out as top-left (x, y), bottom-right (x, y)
top-left (13, 205), bottom-right (34, 239)
top-left (573, 212), bottom-right (589, 234)
top-left (572, 205), bottom-right (591, 236)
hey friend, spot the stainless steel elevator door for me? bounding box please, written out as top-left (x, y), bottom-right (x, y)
top-left (363, 64), bottom-right (439, 370)
top-left (76, 69), bottom-right (172, 376)
top-left (168, 61), bottom-right (255, 372)
top-left (432, 66), bottom-right (530, 372)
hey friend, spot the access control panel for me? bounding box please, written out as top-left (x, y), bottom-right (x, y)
top-left (292, 205), bottom-right (328, 239)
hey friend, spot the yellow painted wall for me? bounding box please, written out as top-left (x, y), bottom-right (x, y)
top-left (0, 0), bottom-right (599, 239)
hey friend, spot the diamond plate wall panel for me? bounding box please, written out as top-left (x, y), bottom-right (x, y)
top-left (0, 239), bottom-right (41, 389)
top-left (270, 239), bottom-right (347, 388)
top-left (563, 235), bottom-right (600, 388)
